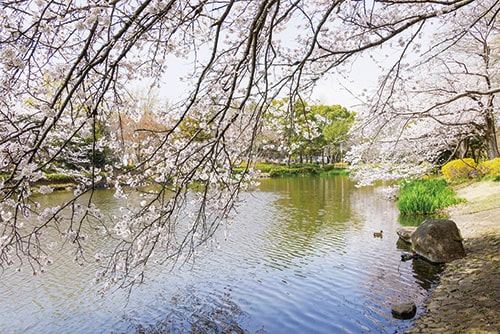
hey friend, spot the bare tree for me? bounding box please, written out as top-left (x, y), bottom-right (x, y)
top-left (1, 0), bottom-right (498, 288)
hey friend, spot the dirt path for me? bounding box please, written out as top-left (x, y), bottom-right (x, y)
top-left (406, 181), bottom-right (500, 334)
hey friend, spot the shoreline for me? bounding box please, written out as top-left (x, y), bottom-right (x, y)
top-left (406, 181), bottom-right (500, 333)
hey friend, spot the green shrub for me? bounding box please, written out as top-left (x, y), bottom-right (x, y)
top-left (253, 162), bottom-right (278, 173)
top-left (478, 158), bottom-right (500, 177)
top-left (301, 166), bottom-right (317, 175)
top-left (249, 162), bottom-right (348, 177)
top-left (441, 158), bottom-right (477, 180)
top-left (269, 167), bottom-right (290, 177)
top-left (334, 162), bottom-right (349, 169)
top-left (45, 173), bottom-right (75, 183)
top-left (320, 169), bottom-right (350, 176)
top-left (268, 165), bottom-right (322, 177)
top-left (397, 178), bottom-right (464, 215)
top-left (321, 164), bottom-right (336, 172)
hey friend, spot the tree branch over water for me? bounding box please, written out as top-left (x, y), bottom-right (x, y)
top-left (0, 0), bottom-right (498, 289)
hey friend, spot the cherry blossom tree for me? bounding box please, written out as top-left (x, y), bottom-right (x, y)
top-left (1, 0), bottom-right (498, 288)
top-left (348, 1), bottom-right (499, 184)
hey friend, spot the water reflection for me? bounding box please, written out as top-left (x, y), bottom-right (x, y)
top-left (411, 259), bottom-right (444, 291)
top-left (396, 230), bottom-right (444, 291)
top-left (398, 213), bottom-right (449, 227)
top-left (256, 177), bottom-right (354, 276)
top-left (130, 286), bottom-right (248, 334)
top-left (259, 175), bottom-right (353, 224)
top-left (0, 176), bottom-right (441, 333)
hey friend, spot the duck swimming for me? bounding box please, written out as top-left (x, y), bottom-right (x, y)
top-left (373, 230), bottom-right (383, 238)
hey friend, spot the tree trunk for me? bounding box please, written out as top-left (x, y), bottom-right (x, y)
top-left (484, 98), bottom-right (499, 159)
top-left (484, 121), bottom-right (499, 159)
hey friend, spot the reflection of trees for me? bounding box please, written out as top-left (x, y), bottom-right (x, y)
top-left (398, 213), bottom-right (448, 227)
top-left (131, 286), bottom-right (248, 334)
top-left (259, 176), bottom-right (355, 227)
top-left (256, 176), bottom-right (356, 271)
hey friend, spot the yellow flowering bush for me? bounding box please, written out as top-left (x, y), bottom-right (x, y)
top-left (441, 158), bottom-right (477, 180)
top-left (478, 158), bottom-right (500, 177)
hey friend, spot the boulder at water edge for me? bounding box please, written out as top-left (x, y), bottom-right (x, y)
top-left (411, 219), bottom-right (466, 263)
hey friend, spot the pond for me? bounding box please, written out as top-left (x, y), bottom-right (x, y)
top-left (0, 175), bottom-right (442, 333)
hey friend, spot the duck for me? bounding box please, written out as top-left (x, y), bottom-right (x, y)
top-left (373, 230), bottom-right (383, 238)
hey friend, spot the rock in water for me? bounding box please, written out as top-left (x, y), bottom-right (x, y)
top-left (400, 252), bottom-right (416, 262)
top-left (411, 219), bottom-right (466, 263)
top-left (391, 301), bottom-right (417, 319)
top-left (396, 226), bottom-right (417, 243)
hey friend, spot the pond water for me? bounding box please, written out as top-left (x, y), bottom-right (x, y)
top-left (0, 176), bottom-right (442, 333)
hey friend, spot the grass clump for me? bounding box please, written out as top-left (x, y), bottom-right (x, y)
top-left (397, 178), bottom-right (464, 215)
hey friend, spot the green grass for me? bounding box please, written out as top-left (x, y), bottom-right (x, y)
top-left (396, 178), bottom-right (465, 215)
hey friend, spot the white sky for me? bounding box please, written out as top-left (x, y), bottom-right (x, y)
top-left (144, 27), bottom-right (414, 113)
top-left (138, 3), bottom-right (430, 113)
top-left (150, 55), bottom-right (383, 112)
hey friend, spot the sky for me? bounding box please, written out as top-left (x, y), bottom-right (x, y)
top-left (146, 54), bottom-right (383, 113)
top-left (310, 59), bottom-right (381, 110)
top-left (137, 19), bottom-right (416, 113)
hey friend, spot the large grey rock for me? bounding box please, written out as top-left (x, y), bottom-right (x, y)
top-left (411, 219), bottom-right (465, 263)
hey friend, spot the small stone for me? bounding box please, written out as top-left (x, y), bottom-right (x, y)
top-left (391, 300), bottom-right (417, 319)
top-left (397, 227), bottom-right (417, 243)
top-left (468, 169), bottom-right (480, 179)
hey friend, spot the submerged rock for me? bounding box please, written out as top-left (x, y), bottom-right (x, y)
top-left (391, 300), bottom-right (417, 319)
top-left (411, 219), bottom-right (466, 263)
top-left (401, 252), bottom-right (417, 262)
